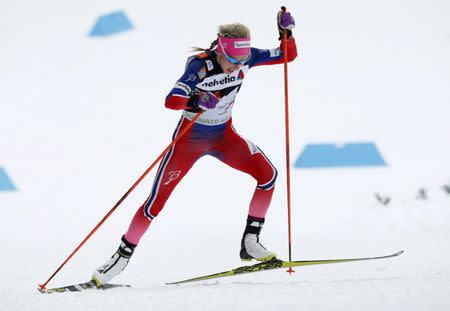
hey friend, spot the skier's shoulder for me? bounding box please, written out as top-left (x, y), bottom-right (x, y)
top-left (184, 50), bottom-right (217, 80)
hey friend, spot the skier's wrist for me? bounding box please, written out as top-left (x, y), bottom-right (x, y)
top-left (184, 95), bottom-right (202, 113)
top-left (278, 29), bottom-right (292, 40)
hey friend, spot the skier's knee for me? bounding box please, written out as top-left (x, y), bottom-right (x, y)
top-left (256, 168), bottom-right (278, 190)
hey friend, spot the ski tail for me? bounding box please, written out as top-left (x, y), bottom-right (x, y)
top-left (166, 250), bottom-right (404, 285)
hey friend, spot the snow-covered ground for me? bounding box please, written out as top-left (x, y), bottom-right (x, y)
top-left (1, 1), bottom-right (449, 310)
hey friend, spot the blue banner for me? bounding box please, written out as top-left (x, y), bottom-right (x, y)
top-left (295, 142), bottom-right (387, 169)
top-left (0, 167), bottom-right (15, 191)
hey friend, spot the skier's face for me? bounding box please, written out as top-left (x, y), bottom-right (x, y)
top-left (216, 53), bottom-right (246, 74)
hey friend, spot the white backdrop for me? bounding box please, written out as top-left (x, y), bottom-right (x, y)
top-left (1, 1), bottom-right (449, 310)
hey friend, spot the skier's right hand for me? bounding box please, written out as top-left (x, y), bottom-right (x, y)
top-left (195, 91), bottom-right (219, 111)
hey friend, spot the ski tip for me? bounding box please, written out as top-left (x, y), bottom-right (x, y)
top-left (395, 250), bottom-right (404, 256)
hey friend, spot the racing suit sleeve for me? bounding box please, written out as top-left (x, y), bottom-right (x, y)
top-left (164, 58), bottom-right (206, 110)
top-left (247, 36), bottom-right (298, 68)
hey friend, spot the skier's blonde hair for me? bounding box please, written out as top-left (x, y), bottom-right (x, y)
top-left (192, 23), bottom-right (251, 52)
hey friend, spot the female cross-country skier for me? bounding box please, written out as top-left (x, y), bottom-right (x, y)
top-left (92, 9), bottom-right (297, 286)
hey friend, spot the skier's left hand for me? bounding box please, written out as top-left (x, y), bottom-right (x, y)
top-left (277, 11), bottom-right (295, 30)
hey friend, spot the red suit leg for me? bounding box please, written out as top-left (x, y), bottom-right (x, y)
top-left (212, 124), bottom-right (278, 218)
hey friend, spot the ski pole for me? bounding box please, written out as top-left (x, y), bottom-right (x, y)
top-left (38, 111), bottom-right (203, 290)
top-left (280, 6), bottom-right (295, 274)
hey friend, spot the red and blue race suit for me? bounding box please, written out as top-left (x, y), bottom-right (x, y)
top-left (124, 37), bottom-right (297, 245)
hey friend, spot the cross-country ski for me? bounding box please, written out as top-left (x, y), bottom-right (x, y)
top-left (167, 251), bottom-right (404, 285)
top-left (38, 280), bottom-right (130, 294)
